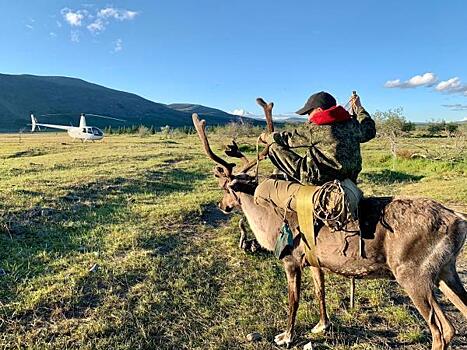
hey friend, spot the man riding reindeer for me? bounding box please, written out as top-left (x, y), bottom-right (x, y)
top-left (254, 91), bottom-right (376, 223)
top-left (251, 91), bottom-right (376, 265)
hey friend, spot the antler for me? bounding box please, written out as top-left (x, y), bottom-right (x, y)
top-left (224, 140), bottom-right (249, 166)
top-left (234, 97), bottom-right (275, 174)
top-left (256, 97), bottom-right (274, 133)
top-left (192, 113), bottom-right (235, 177)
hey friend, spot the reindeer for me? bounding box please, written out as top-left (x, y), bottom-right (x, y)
top-left (192, 103), bottom-right (467, 350)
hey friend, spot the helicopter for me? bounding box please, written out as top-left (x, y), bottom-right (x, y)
top-left (30, 113), bottom-right (124, 141)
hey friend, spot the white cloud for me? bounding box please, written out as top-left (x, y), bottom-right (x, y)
top-left (384, 72), bottom-right (437, 88)
top-left (26, 24), bottom-right (34, 30)
top-left (98, 7), bottom-right (138, 20)
top-left (70, 30), bottom-right (80, 43)
top-left (435, 77), bottom-right (467, 95)
top-left (86, 7), bottom-right (138, 34)
top-left (87, 18), bottom-right (105, 33)
top-left (385, 72), bottom-right (467, 97)
top-left (49, 32), bottom-right (57, 38)
top-left (436, 77), bottom-right (461, 91)
top-left (61, 8), bottom-right (87, 26)
top-left (407, 73), bottom-right (437, 87)
top-left (60, 6), bottom-right (138, 42)
top-left (384, 79), bottom-right (401, 88)
top-left (442, 104), bottom-right (467, 111)
top-left (113, 39), bottom-right (123, 52)
top-left (56, 20), bottom-right (62, 28)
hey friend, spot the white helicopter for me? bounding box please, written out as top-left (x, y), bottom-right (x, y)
top-left (30, 113), bottom-right (123, 141)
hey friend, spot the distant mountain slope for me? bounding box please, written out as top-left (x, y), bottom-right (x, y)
top-left (168, 103), bottom-right (241, 120)
top-left (0, 74), bottom-right (250, 131)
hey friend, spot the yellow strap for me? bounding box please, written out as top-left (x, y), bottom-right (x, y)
top-left (296, 185), bottom-right (320, 267)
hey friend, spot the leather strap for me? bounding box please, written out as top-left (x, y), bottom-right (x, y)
top-left (296, 185), bottom-right (320, 267)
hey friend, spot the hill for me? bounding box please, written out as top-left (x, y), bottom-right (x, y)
top-left (168, 103), bottom-right (240, 120)
top-left (0, 74), bottom-right (252, 132)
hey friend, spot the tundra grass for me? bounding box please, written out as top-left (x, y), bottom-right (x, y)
top-left (0, 133), bottom-right (465, 350)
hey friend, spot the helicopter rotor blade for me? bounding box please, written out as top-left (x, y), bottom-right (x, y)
top-left (39, 113), bottom-right (74, 117)
top-left (85, 114), bottom-right (126, 122)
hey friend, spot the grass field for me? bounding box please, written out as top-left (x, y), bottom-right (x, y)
top-left (0, 131), bottom-right (466, 349)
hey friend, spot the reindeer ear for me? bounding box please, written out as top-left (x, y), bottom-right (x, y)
top-left (229, 179), bottom-right (248, 193)
top-left (214, 166), bottom-right (226, 177)
top-left (224, 140), bottom-right (240, 157)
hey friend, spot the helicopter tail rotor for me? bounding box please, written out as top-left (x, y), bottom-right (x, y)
top-left (30, 114), bottom-right (40, 132)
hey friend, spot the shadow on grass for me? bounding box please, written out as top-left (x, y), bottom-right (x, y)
top-left (0, 165), bottom-right (209, 310)
top-left (307, 321), bottom-right (429, 350)
top-left (199, 203), bottom-right (231, 227)
top-left (361, 169), bottom-right (424, 185)
top-left (60, 167), bottom-right (207, 201)
top-left (0, 160), bottom-right (228, 348)
top-left (5, 149), bottom-right (47, 159)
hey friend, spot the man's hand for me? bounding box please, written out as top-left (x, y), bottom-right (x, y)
top-left (350, 93), bottom-right (362, 113)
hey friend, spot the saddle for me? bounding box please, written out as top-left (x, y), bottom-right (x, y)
top-left (296, 179), bottom-right (363, 267)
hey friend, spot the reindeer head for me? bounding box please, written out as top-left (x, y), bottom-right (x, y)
top-left (192, 114), bottom-right (260, 213)
top-left (215, 166), bottom-right (258, 213)
top-left (192, 99), bottom-right (274, 213)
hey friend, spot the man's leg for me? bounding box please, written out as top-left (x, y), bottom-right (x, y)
top-left (254, 178), bottom-right (302, 213)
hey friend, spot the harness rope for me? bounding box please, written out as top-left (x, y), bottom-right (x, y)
top-left (312, 180), bottom-right (348, 231)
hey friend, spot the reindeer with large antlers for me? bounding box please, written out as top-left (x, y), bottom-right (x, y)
top-left (192, 99), bottom-right (467, 350)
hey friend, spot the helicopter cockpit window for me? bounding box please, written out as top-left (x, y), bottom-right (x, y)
top-left (92, 127), bottom-right (103, 136)
top-left (82, 128), bottom-right (86, 133)
top-left (87, 128), bottom-right (93, 134)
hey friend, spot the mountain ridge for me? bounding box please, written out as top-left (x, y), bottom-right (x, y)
top-left (0, 73), bottom-right (255, 131)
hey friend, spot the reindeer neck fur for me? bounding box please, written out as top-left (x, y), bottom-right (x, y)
top-left (237, 191), bottom-right (283, 251)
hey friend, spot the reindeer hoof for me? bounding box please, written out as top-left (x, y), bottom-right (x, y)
top-left (241, 239), bottom-right (262, 253)
top-left (274, 331), bottom-right (292, 347)
top-left (311, 321), bottom-right (331, 334)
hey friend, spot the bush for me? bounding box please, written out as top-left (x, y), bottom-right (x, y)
top-left (138, 125), bottom-right (151, 137)
top-left (402, 121), bottom-right (416, 133)
top-left (395, 149), bottom-right (415, 160)
top-left (160, 125), bottom-right (171, 139)
top-left (373, 107), bottom-right (408, 157)
top-left (426, 120), bottom-right (459, 137)
top-left (213, 122), bottom-right (262, 139)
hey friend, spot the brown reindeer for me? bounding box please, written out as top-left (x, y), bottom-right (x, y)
top-left (192, 111), bottom-right (467, 350)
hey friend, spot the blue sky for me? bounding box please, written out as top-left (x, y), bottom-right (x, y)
top-left (1, 0), bottom-right (467, 121)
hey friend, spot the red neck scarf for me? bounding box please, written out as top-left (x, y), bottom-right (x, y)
top-left (309, 105), bottom-right (351, 125)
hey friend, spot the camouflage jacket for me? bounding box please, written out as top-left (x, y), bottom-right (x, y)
top-left (267, 108), bottom-right (376, 185)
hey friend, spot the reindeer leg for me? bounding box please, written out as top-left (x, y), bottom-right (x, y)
top-left (396, 272), bottom-right (455, 350)
top-left (275, 256), bottom-right (301, 347)
top-left (438, 261), bottom-right (467, 319)
top-left (239, 218), bottom-right (248, 250)
top-left (310, 266), bottom-right (331, 333)
top-left (238, 218), bottom-right (262, 253)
